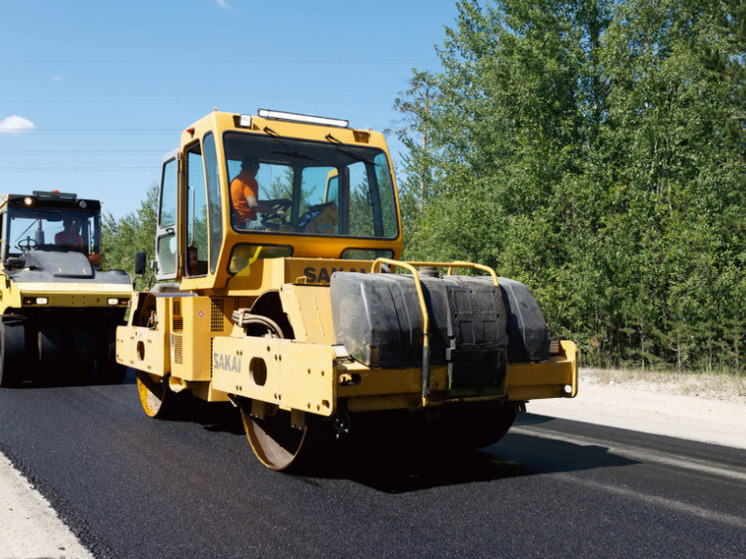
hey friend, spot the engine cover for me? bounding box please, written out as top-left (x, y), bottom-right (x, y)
top-left (331, 273), bottom-right (547, 395)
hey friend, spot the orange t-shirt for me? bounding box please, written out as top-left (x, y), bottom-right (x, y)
top-left (54, 231), bottom-right (84, 249)
top-left (230, 171), bottom-right (259, 222)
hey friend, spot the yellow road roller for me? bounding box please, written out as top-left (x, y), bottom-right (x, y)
top-left (116, 109), bottom-right (578, 470)
top-left (0, 191), bottom-right (132, 386)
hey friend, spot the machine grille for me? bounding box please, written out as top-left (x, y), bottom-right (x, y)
top-left (173, 334), bottom-right (183, 364)
top-left (211, 299), bottom-right (225, 332)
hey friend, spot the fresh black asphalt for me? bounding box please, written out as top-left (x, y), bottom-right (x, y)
top-left (1, 370), bottom-right (744, 559)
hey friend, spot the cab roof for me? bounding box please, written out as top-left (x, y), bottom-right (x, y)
top-left (2, 191), bottom-right (101, 212)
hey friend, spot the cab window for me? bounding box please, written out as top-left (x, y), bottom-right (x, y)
top-left (222, 132), bottom-right (398, 239)
top-left (185, 143), bottom-right (208, 276)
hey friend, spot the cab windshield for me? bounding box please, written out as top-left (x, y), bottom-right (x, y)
top-left (5, 207), bottom-right (101, 259)
top-left (223, 132), bottom-right (398, 239)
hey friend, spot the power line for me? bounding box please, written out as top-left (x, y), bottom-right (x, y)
top-left (0, 150), bottom-right (163, 155)
top-left (0, 57), bottom-right (438, 65)
top-left (1, 92), bottom-right (400, 103)
top-left (1, 129), bottom-right (174, 135)
top-left (0, 167), bottom-right (156, 172)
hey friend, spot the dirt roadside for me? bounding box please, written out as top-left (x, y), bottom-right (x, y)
top-left (0, 450), bottom-right (94, 559)
top-left (528, 368), bottom-right (746, 449)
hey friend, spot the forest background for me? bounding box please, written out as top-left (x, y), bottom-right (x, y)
top-left (103, 0), bottom-right (745, 375)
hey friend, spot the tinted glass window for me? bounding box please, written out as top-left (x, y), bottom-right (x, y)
top-left (223, 133), bottom-right (398, 239)
top-left (6, 208), bottom-right (100, 257)
top-left (203, 133), bottom-right (222, 274)
top-left (186, 143), bottom-right (208, 276)
top-left (159, 158), bottom-right (177, 227)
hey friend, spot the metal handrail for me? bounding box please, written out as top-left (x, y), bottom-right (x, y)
top-left (382, 259), bottom-right (499, 286)
top-left (371, 258), bottom-right (501, 407)
top-left (372, 258), bottom-right (431, 406)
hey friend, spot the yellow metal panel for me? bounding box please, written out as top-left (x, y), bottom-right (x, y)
top-left (346, 394), bottom-right (422, 413)
top-left (222, 257), bottom-right (284, 294)
top-left (283, 258), bottom-right (373, 285)
top-left (115, 325), bottom-right (170, 376)
top-left (154, 294), bottom-right (173, 326)
top-left (505, 340), bottom-right (578, 400)
top-left (9, 281), bottom-right (132, 308)
top-left (336, 364), bottom-right (449, 398)
top-left (0, 278), bottom-right (22, 312)
top-left (170, 296), bottom-right (232, 382)
top-left (279, 284), bottom-right (335, 344)
top-left (211, 336), bottom-right (336, 417)
top-left (224, 257), bottom-right (375, 295)
top-left (14, 281), bottom-right (132, 295)
top-left (506, 385), bottom-right (567, 401)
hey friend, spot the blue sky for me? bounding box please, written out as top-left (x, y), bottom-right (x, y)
top-left (0, 0), bottom-right (457, 219)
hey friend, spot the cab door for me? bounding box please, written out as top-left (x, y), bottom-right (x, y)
top-left (155, 149), bottom-right (180, 281)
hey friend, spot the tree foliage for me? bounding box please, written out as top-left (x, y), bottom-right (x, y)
top-left (395, 0), bottom-right (745, 373)
top-left (102, 182), bottom-right (158, 290)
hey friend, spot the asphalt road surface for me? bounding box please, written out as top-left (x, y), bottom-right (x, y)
top-left (1, 371), bottom-right (744, 559)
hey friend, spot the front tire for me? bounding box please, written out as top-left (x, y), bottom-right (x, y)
top-left (0, 322), bottom-right (26, 388)
top-left (242, 406), bottom-right (313, 471)
top-left (136, 372), bottom-right (171, 418)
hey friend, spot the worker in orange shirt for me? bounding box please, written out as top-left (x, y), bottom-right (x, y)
top-left (55, 217), bottom-right (84, 250)
top-left (230, 155), bottom-right (283, 229)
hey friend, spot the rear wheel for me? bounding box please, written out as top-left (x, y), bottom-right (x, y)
top-left (0, 322), bottom-right (26, 388)
top-left (136, 371), bottom-right (171, 418)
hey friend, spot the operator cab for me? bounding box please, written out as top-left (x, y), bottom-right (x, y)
top-left (0, 191), bottom-right (103, 270)
top-left (154, 109), bottom-right (403, 290)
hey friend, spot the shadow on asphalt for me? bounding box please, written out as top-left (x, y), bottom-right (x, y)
top-left (8, 364), bottom-right (135, 388)
top-left (129, 391), bottom-right (641, 493)
top-left (155, 395), bottom-right (247, 436)
top-left (8, 368), bottom-right (639, 494)
top-left (291, 427), bottom-right (640, 493)
top-left (301, 443), bottom-right (531, 493)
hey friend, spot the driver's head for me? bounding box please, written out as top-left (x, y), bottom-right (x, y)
top-left (62, 217), bottom-right (74, 230)
top-left (241, 155), bottom-right (259, 173)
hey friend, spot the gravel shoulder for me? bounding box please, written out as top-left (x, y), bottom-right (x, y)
top-left (0, 451), bottom-right (93, 559)
top-left (1, 368), bottom-right (744, 558)
top-left (528, 368), bottom-right (746, 449)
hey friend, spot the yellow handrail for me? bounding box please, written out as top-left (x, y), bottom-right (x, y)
top-left (372, 258), bottom-right (431, 406)
top-left (371, 258), bottom-right (501, 406)
top-left (445, 261), bottom-right (499, 285)
top-left (371, 260), bottom-right (430, 340)
top-left (380, 260), bottom-right (499, 285)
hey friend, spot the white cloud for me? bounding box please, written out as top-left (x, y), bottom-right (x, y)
top-left (0, 115), bottom-right (36, 134)
top-left (52, 75), bottom-right (64, 82)
top-left (215, 0), bottom-right (232, 10)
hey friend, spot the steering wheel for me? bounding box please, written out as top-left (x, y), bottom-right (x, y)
top-left (296, 201), bottom-right (339, 233)
top-left (260, 199), bottom-right (293, 230)
top-left (16, 237), bottom-right (38, 251)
